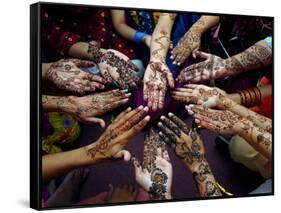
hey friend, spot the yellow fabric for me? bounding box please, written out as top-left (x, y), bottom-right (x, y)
top-left (229, 135), bottom-right (271, 179)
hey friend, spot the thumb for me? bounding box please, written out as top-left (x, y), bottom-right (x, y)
top-left (83, 117), bottom-right (106, 128)
top-left (192, 47), bottom-right (200, 59)
top-left (165, 70), bottom-right (175, 88)
top-left (131, 156), bottom-right (142, 175)
top-left (194, 50), bottom-right (211, 60)
top-left (113, 150), bottom-right (131, 162)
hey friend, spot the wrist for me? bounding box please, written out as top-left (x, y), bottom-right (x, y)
top-left (84, 142), bottom-right (107, 164)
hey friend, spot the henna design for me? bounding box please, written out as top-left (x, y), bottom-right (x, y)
top-left (87, 40), bottom-right (103, 63)
top-left (149, 168), bottom-right (168, 200)
top-left (151, 30), bottom-right (170, 62)
top-left (205, 181), bottom-right (221, 197)
top-left (257, 134), bottom-right (271, 149)
top-left (99, 51), bottom-right (140, 89)
top-left (193, 161), bottom-right (212, 182)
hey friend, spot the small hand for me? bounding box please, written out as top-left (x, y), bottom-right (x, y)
top-left (157, 113), bottom-right (205, 171)
top-left (98, 49), bottom-right (140, 90)
top-left (186, 105), bottom-right (242, 135)
top-left (106, 184), bottom-right (138, 203)
top-left (143, 61), bottom-right (174, 111)
top-left (172, 84), bottom-right (227, 108)
top-left (85, 106), bottom-right (150, 160)
top-left (70, 89), bottom-right (131, 127)
top-left (46, 59), bottom-right (105, 94)
top-left (170, 28), bottom-right (202, 66)
top-left (176, 51), bottom-right (227, 83)
top-left (131, 154), bottom-right (172, 200)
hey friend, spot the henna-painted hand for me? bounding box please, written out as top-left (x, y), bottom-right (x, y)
top-left (186, 105), bottom-right (242, 135)
top-left (157, 113), bottom-right (205, 171)
top-left (171, 28), bottom-right (202, 66)
top-left (143, 61), bottom-right (175, 111)
top-left (70, 89), bottom-right (131, 127)
top-left (176, 51), bottom-right (228, 83)
top-left (85, 106), bottom-right (150, 161)
top-left (172, 84), bottom-right (227, 108)
top-left (45, 59), bottom-right (105, 94)
top-left (98, 49), bottom-right (140, 90)
top-left (131, 130), bottom-right (172, 200)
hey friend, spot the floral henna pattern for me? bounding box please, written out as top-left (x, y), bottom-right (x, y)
top-left (46, 59), bottom-right (104, 94)
top-left (149, 168), bottom-right (168, 200)
top-left (99, 51), bottom-right (140, 89)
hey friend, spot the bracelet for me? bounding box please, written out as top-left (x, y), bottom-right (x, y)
top-left (238, 87), bottom-right (262, 107)
top-left (87, 40), bottom-right (103, 63)
top-left (133, 31), bottom-right (148, 44)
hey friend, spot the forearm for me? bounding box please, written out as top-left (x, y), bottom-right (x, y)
top-left (150, 13), bottom-right (176, 62)
top-left (68, 41), bottom-right (106, 62)
top-left (218, 95), bottom-right (272, 133)
top-left (227, 85), bottom-right (272, 106)
top-left (42, 145), bottom-right (104, 182)
top-left (191, 15), bottom-right (220, 33)
top-left (237, 120), bottom-right (272, 160)
top-left (42, 95), bottom-right (76, 114)
top-left (224, 40), bottom-right (272, 76)
top-left (187, 158), bottom-right (222, 197)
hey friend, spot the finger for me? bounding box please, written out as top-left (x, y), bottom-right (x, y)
top-left (158, 88), bottom-right (165, 110)
top-left (173, 54), bottom-right (182, 66)
top-left (194, 51), bottom-right (212, 60)
top-left (117, 105), bottom-right (146, 126)
top-left (152, 87), bottom-right (159, 111)
top-left (119, 106), bottom-right (149, 132)
top-left (160, 115), bottom-right (181, 137)
top-left (178, 49), bottom-right (192, 65)
top-left (73, 59), bottom-right (96, 67)
top-left (89, 74), bottom-right (106, 84)
top-left (89, 82), bottom-right (105, 90)
top-left (157, 121), bottom-right (178, 144)
top-left (109, 92), bottom-right (131, 102)
top-left (166, 70), bottom-right (175, 88)
top-left (147, 88), bottom-right (153, 109)
top-left (192, 48), bottom-right (199, 59)
top-left (103, 98), bottom-right (129, 113)
top-left (106, 184), bottom-right (114, 202)
top-left (114, 107), bottom-right (132, 123)
top-left (162, 149), bottom-right (171, 162)
top-left (131, 157), bottom-right (142, 174)
top-left (124, 116), bottom-right (150, 140)
top-left (184, 84), bottom-right (201, 89)
top-left (143, 84), bottom-right (148, 101)
top-left (113, 150), bottom-right (131, 162)
top-left (83, 117), bottom-right (106, 128)
top-left (127, 60), bottom-right (139, 72)
top-left (159, 131), bottom-right (175, 148)
top-left (167, 112), bottom-right (190, 135)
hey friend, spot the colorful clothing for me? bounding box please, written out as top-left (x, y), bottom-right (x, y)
top-left (265, 36), bottom-right (272, 49)
top-left (41, 5), bottom-right (136, 61)
top-left (42, 112), bottom-right (80, 154)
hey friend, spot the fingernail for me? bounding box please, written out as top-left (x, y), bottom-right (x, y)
top-left (123, 98), bottom-right (129, 103)
top-left (195, 119), bottom-right (200, 123)
top-left (121, 89), bottom-right (128, 93)
top-left (143, 106), bottom-right (149, 111)
top-left (126, 107), bottom-right (132, 112)
top-left (160, 116), bottom-right (165, 120)
top-left (177, 62), bottom-right (181, 66)
top-left (168, 112), bottom-right (173, 117)
top-left (159, 131), bottom-right (163, 136)
top-left (188, 110), bottom-right (194, 115)
top-left (145, 115), bottom-right (150, 121)
top-left (170, 56), bottom-right (174, 59)
top-left (125, 93), bottom-right (132, 97)
top-left (138, 105), bottom-right (144, 109)
top-left (172, 61), bottom-right (176, 65)
top-left (158, 122), bottom-right (162, 126)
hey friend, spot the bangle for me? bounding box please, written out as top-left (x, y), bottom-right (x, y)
top-left (87, 40), bottom-right (103, 63)
top-left (133, 31), bottom-right (148, 44)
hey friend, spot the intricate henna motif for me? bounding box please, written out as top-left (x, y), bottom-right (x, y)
top-left (149, 168), bottom-right (168, 200)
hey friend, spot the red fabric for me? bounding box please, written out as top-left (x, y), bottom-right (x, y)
top-left (42, 6), bottom-right (136, 59)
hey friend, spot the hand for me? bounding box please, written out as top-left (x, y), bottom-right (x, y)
top-left (157, 113), bottom-right (205, 171)
top-left (176, 51), bottom-right (228, 83)
top-left (170, 27), bottom-right (202, 66)
top-left (69, 89), bottom-right (131, 127)
top-left (98, 49), bottom-right (140, 90)
top-left (45, 59), bottom-right (105, 94)
top-left (143, 61), bottom-right (175, 111)
top-left (106, 184), bottom-right (138, 203)
top-left (186, 105), bottom-right (243, 135)
top-left (131, 127), bottom-right (172, 200)
top-left (131, 141), bottom-right (172, 200)
top-left (172, 84), bottom-right (227, 108)
top-left (85, 106), bottom-right (150, 161)
top-left (144, 35), bottom-right (152, 48)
